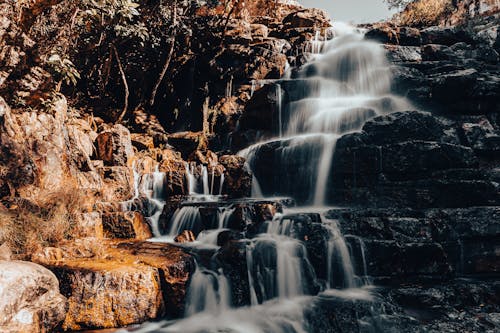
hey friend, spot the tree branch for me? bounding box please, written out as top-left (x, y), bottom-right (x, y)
top-left (111, 44), bottom-right (129, 123)
top-left (149, 0), bottom-right (178, 107)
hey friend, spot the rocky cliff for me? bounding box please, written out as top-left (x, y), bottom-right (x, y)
top-left (0, 0), bottom-right (499, 332)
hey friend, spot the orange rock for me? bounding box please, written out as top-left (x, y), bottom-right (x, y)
top-left (130, 133), bottom-right (155, 151)
top-left (96, 124), bottom-right (134, 167)
top-left (174, 230), bottom-right (196, 243)
top-left (219, 155), bottom-right (252, 197)
top-left (33, 240), bottom-right (195, 330)
top-left (98, 166), bottom-right (133, 202)
top-left (101, 211), bottom-right (152, 240)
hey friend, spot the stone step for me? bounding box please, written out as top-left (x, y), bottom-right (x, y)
top-left (32, 239), bottom-right (195, 330)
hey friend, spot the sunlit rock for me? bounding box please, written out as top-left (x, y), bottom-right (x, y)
top-left (33, 240), bottom-right (195, 330)
top-left (0, 260), bottom-right (67, 333)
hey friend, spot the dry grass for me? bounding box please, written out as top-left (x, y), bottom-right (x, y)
top-left (0, 184), bottom-right (85, 259)
top-left (396, 0), bottom-right (454, 27)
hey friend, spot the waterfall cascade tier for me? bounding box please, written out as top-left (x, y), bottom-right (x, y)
top-left (240, 23), bottom-right (411, 206)
top-left (120, 23), bottom-right (415, 333)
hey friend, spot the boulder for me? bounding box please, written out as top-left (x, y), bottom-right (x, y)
top-left (421, 26), bottom-right (475, 46)
top-left (98, 166), bottom-right (133, 202)
top-left (130, 133), bottom-right (155, 151)
top-left (385, 45), bottom-right (422, 62)
top-left (34, 240), bottom-right (194, 330)
top-left (96, 124), bottom-right (134, 166)
top-left (282, 9), bottom-right (330, 29)
top-left (102, 211), bottom-right (153, 240)
top-left (75, 212), bottom-right (104, 238)
top-left (0, 260), bottom-right (67, 333)
top-left (168, 131), bottom-right (207, 160)
top-left (251, 23), bottom-right (269, 40)
top-left (362, 111), bottom-right (460, 145)
top-left (460, 119), bottom-right (500, 157)
top-left (421, 44), bottom-right (454, 61)
top-left (174, 230), bottom-right (196, 243)
top-left (219, 155), bottom-right (252, 198)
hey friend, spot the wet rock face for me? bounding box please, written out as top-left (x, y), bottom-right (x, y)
top-left (303, 279), bottom-right (500, 333)
top-left (0, 260), bottom-right (67, 333)
top-left (367, 23), bottom-right (500, 115)
top-left (326, 206), bottom-right (500, 280)
top-left (161, 199), bottom-right (285, 237)
top-left (329, 110), bottom-right (500, 208)
top-left (282, 8), bottom-right (331, 29)
top-left (219, 155), bottom-right (252, 198)
top-left (33, 240), bottom-right (195, 330)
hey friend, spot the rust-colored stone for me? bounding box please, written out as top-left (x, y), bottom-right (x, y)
top-left (96, 124), bottom-right (134, 167)
top-left (33, 240), bottom-right (194, 330)
top-left (174, 230), bottom-right (196, 243)
top-left (102, 211), bottom-right (152, 240)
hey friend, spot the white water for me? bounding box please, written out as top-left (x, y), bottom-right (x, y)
top-left (185, 162), bottom-right (225, 197)
top-left (241, 22), bottom-right (411, 206)
top-left (168, 206), bottom-right (202, 236)
top-left (123, 23), bottom-right (403, 333)
top-left (185, 266), bottom-right (231, 316)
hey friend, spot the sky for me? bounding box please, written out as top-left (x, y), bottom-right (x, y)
top-left (298, 0), bottom-right (398, 23)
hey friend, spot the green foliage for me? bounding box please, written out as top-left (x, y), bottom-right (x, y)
top-left (80, 0), bottom-right (149, 42)
top-left (47, 54), bottom-right (81, 86)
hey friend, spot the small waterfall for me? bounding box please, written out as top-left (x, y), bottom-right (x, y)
top-left (120, 164), bottom-right (167, 237)
top-left (248, 234), bottom-right (314, 301)
top-left (324, 221), bottom-right (356, 289)
top-left (196, 229), bottom-right (226, 245)
top-left (309, 30), bottom-right (323, 55)
top-left (202, 166), bottom-right (209, 195)
top-left (276, 84), bottom-right (283, 138)
top-left (185, 162), bottom-right (225, 197)
top-left (185, 266), bottom-right (230, 316)
top-left (345, 235), bottom-right (372, 286)
top-left (185, 163), bottom-right (197, 195)
top-left (168, 206), bottom-right (202, 236)
top-left (251, 175), bottom-right (264, 198)
top-left (313, 135), bottom-right (337, 205)
top-left (219, 173), bottom-right (225, 195)
top-left (218, 207), bottom-right (235, 229)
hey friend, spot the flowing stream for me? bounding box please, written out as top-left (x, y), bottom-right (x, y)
top-left (119, 22), bottom-right (410, 333)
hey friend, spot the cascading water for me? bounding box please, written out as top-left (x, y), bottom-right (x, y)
top-left (185, 266), bottom-right (230, 316)
top-left (184, 163), bottom-right (224, 197)
top-left (241, 22), bottom-right (411, 206)
top-left (123, 23), bottom-right (407, 333)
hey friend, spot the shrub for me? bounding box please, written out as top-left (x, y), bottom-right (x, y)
top-left (0, 183), bottom-right (85, 259)
top-left (395, 0), bottom-right (454, 27)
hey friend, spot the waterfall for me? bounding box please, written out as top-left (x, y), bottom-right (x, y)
top-left (126, 22), bottom-right (398, 333)
top-left (185, 266), bottom-right (230, 316)
top-left (168, 206), bottom-right (203, 237)
top-left (241, 22), bottom-right (411, 206)
top-left (185, 162), bottom-right (225, 198)
top-left (218, 207), bottom-right (235, 229)
top-left (276, 84), bottom-right (283, 138)
top-left (324, 222), bottom-right (356, 289)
